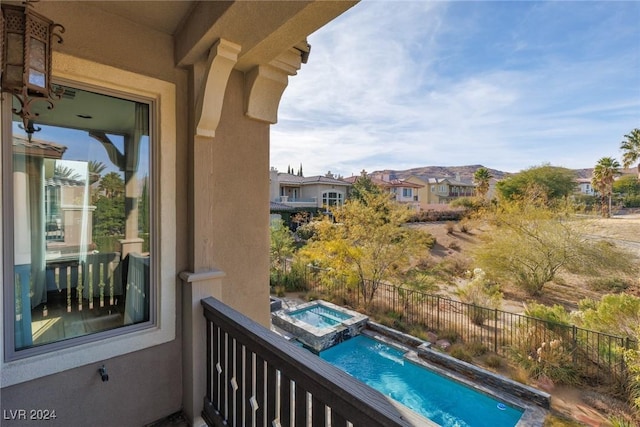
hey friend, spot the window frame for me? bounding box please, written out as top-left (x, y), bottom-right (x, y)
top-left (322, 191), bottom-right (343, 207)
top-left (1, 53), bottom-right (176, 386)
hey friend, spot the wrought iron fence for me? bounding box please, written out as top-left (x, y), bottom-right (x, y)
top-left (272, 260), bottom-right (638, 388)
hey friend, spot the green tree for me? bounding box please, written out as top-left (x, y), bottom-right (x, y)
top-left (620, 128), bottom-right (640, 179)
top-left (98, 172), bottom-right (125, 198)
top-left (592, 157), bottom-right (621, 218)
top-left (93, 172), bottom-right (125, 239)
top-left (299, 190), bottom-right (433, 307)
top-left (613, 175), bottom-right (640, 196)
top-left (349, 170), bottom-right (381, 202)
top-left (473, 201), bottom-right (636, 296)
top-left (613, 175), bottom-right (640, 208)
top-left (270, 219), bottom-right (295, 282)
top-left (473, 167), bottom-right (493, 200)
top-left (496, 164), bottom-right (576, 205)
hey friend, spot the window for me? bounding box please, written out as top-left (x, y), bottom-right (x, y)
top-left (402, 188), bottom-right (412, 198)
top-left (322, 191), bottom-right (343, 207)
top-left (6, 84), bottom-right (152, 354)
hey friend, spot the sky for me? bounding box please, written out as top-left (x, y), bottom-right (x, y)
top-left (270, 0), bottom-right (640, 178)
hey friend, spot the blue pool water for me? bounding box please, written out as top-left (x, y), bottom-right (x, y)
top-left (289, 304), bottom-right (352, 329)
top-left (320, 335), bottom-right (523, 427)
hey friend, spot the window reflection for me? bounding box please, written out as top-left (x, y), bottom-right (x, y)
top-left (11, 85), bottom-right (151, 350)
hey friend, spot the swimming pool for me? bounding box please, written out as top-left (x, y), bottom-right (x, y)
top-left (320, 335), bottom-right (524, 427)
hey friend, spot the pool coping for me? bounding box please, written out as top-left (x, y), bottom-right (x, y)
top-left (363, 323), bottom-right (549, 427)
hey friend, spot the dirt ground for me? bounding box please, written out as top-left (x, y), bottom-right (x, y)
top-left (412, 214), bottom-right (640, 425)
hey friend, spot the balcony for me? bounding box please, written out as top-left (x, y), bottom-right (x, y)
top-left (200, 296), bottom-right (425, 427)
top-left (279, 196), bottom-right (319, 208)
top-left (448, 191), bottom-right (475, 198)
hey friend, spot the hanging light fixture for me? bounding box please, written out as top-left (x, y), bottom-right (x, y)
top-left (1, 1), bottom-right (64, 140)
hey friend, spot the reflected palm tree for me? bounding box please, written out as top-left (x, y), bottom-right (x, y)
top-left (88, 160), bottom-right (108, 184)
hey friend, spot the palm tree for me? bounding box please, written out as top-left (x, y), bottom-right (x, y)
top-left (591, 157), bottom-right (621, 218)
top-left (88, 160), bottom-right (108, 184)
top-left (473, 167), bottom-right (493, 200)
top-left (620, 128), bottom-right (640, 179)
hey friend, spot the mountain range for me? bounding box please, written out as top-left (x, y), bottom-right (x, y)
top-left (371, 165), bottom-right (598, 183)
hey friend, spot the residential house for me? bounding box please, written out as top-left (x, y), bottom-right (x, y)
top-left (576, 178), bottom-right (596, 196)
top-left (269, 167), bottom-right (351, 210)
top-left (344, 171), bottom-right (423, 210)
top-left (406, 175), bottom-right (476, 208)
top-left (0, 2), bottom-right (410, 427)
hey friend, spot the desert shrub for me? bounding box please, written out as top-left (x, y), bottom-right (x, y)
top-left (306, 291), bottom-right (320, 301)
top-left (509, 334), bottom-right (580, 386)
top-left (408, 325), bottom-right (430, 341)
top-left (465, 341), bottom-right (488, 356)
top-left (625, 347), bottom-right (640, 416)
top-left (435, 257), bottom-right (471, 276)
top-left (281, 261), bottom-right (308, 291)
top-left (552, 276), bottom-right (567, 286)
top-left (524, 302), bottom-right (571, 326)
top-left (448, 241), bottom-right (461, 251)
top-left (458, 219), bottom-right (470, 233)
top-left (510, 365), bottom-right (530, 385)
top-left (587, 277), bottom-right (630, 293)
top-left (449, 344), bottom-right (473, 362)
top-left (375, 310), bottom-right (408, 331)
top-left (414, 257), bottom-right (431, 270)
top-left (445, 221), bottom-right (455, 234)
top-left (577, 294), bottom-right (640, 338)
top-left (608, 416), bottom-right (636, 427)
top-left (485, 354), bottom-right (503, 369)
top-left (438, 329), bottom-right (460, 343)
top-left (456, 268), bottom-right (502, 325)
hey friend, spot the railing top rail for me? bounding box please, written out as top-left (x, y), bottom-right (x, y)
top-left (201, 296), bottom-right (415, 427)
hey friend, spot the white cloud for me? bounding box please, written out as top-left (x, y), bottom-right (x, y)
top-left (271, 1), bottom-right (640, 177)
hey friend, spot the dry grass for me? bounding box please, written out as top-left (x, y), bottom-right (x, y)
top-left (415, 214), bottom-right (640, 313)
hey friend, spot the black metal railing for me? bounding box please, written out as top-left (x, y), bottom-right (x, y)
top-left (201, 297), bottom-right (417, 427)
top-left (271, 261), bottom-right (637, 389)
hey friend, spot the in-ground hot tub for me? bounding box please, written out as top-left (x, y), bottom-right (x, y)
top-left (272, 300), bottom-right (368, 352)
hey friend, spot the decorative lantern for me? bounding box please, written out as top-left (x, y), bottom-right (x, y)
top-left (1, 1), bottom-right (64, 138)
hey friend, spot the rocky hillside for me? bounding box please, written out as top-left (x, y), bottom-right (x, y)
top-left (372, 165), bottom-right (510, 183)
top-left (370, 165), bottom-right (634, 183)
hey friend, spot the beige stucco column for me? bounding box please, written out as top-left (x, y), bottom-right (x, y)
top-left (182, 37), bottom-right (304, 427)
top-left (182, 38), bottom-right (239, 427)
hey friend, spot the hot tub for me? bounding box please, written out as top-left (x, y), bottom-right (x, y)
top-left (271, 300), bottom-right (368, 352)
